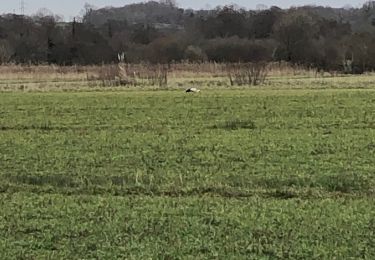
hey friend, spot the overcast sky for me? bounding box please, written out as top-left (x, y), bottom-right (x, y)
top-left (0, 0), bottom-right (367, 20)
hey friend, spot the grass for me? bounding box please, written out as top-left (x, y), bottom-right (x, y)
top-left (0, 88), bottom-right (374, 258)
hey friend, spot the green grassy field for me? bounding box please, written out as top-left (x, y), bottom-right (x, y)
top-left (0, 89), bottom-right (374, 258)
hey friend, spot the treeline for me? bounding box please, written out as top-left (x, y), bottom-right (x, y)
top-left (1, 0), bottom-right (375, 72)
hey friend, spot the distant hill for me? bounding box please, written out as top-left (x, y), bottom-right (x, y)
top-left (85, 1), bottom-right (187, 26)
top-left (84, 1), bottom-right (375, 33)
top-left (297, 5), bottom-right (375, 32)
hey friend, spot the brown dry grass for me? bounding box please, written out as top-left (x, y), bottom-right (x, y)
top-left (1, 62), bottom-right (373, 92)
top-left (0, 62), bottom-right (315, 80)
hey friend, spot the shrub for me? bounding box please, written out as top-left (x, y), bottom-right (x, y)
top-left (226, 62), bottom-right (268, 86)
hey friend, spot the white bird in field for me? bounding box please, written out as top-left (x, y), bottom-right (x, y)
top-left (185, 87), bottom-right (201, 93)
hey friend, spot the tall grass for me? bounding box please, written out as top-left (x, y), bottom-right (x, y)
top-left (0, 61), bottom-right (364, 91)
top-left (86, 63), bottom-right (169, 87)
top-left (0, 62), bottom-right (322, 80)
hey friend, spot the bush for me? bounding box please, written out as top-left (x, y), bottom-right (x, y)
top-left (226, 62), bottom-right (268, 86)
top-left (184, 45), bottom-right (207, 62)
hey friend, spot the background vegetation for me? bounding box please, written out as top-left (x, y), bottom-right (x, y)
top-left (1, 1), bottom-right (375, 72)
